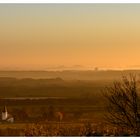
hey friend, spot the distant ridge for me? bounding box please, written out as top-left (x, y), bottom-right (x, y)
top-left (0, 70), bottom-right (140, 80)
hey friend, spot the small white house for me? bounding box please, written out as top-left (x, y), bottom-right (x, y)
top-left (2, 106), bottom-right (14, 123)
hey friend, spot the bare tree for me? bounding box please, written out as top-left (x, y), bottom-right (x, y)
top-left (103, 75), bottom-right (140, 135)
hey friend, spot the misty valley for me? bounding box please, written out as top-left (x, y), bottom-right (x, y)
top-left (0, 70), bottom-right (139, 136)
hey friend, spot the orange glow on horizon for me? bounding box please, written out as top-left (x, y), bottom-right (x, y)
top-left (0, 4), bottom-right (140, 70)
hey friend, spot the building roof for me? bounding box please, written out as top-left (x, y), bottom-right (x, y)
top-left (2, 106), bottom-right (7, 113)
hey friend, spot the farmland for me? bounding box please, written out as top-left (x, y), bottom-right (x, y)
top-left (0, 70), bottom-right (139, 136)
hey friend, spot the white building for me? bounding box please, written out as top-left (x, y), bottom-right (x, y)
top-left (2, 106), bottom-right (14, 123)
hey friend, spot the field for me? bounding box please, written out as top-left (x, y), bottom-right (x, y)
top-left (0, 96), bottom-right (107, 136)
top-left (0, 70), bottom-right (139, 136)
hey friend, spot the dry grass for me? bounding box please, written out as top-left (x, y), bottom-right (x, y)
top-left (23, 122), bottom-right (136, 136)
top-left (0, 119), bottom-right (137, 136)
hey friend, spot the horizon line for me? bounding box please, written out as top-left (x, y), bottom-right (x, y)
top-left (0, 68), bottom-right (140, 72)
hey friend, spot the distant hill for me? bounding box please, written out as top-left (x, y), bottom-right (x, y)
top-left (0, 76), bottom-right (110, 98)
top-left (0, 71), bottom-right (139, 98)
top-left (0, 70), bottom-right (140, 81)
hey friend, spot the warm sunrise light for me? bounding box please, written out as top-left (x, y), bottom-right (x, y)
top-left (0, 4), bottom-right (140, 70)
top-left (1, 4), bottom-right (140, 137)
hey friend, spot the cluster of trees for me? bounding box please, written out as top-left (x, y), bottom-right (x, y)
top-left (8, 106), bottom-right (64, 123)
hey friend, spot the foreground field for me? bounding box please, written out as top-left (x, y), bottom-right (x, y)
top-left (0, 122), bottom-right (134, 136)
top-left (0, 97), bottom-right (107, 136)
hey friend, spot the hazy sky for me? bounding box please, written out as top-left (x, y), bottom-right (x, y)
top-left (0, 4), bottom-right (140, 70)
